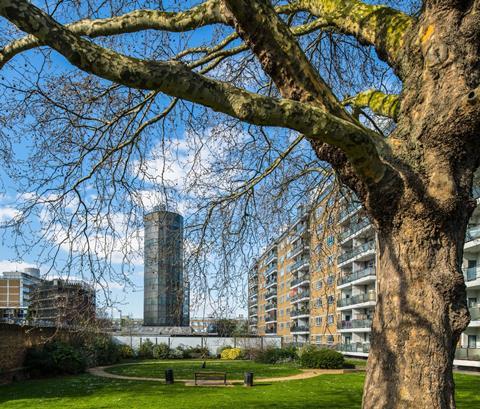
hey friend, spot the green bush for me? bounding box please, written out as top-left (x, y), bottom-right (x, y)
top-left (138, 339), bottom-right (154, 359)
top-left (299, 348), bottom-right (344, 369)
top-left (254, 346), bottom-right (297, 364)
top-left (25, 341), bottom-right (87, 376)
top-left (152, 343), bottom-right (171, 359)
top-left (119, 344), bottom-right (135, 359)
top-left (89, 336), bottom-right (121, 366)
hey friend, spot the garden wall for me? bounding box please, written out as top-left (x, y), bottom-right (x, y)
top-left (0, 323), bottom-right (70, 383)
top-left (112, 335), bottom-right (282, 354)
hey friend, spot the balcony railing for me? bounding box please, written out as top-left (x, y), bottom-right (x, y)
top-left (339, 203), bottom-right (362, 221)
top-left (288, 245), bottom-right (309, 259)
top-left (339, 218), bottom-right (371, 242)
top-left (466, 225), bottom-right (480, 242)
top-left (338, 266), bottom-right (376, 286)
top-left (338, 241), bottom-right (375, 264)
top-left (265, 327), bottom-right (277, 334)
top-left (291, 325), bottom-right (310, 333)
top-left (265, 313), bottom-right (277, 322)
top-left (290, 276), bottom-right (310, 288)
top-left (265, 302), bottom-right (277, 311)
top-left (290, 308), bottom-right (310, 318)
top-left (337, 319), bottom-right (372, 330)
top-left (337, 291), bottom-right (376, 307)
top-left (455, 348), bottom-right (480, 361)
top-left (291, 291), bottom-right (310, 302)
top-left (464, 267), bottom-right (480, 282)
top-left (337, 343), bottom-right (370, 353)
top-left (473, 185), bottom-right (480, 199)
top-left (265, 264), bottom-right (278, 276)
top-left (469, 306), bottom-right (480, 320)
top-left (288, 258), bottom-right (309, 272)
top-left (266, 289), bottom-right (277, 299)
top-left (265, 252), bottom-right (277, 265)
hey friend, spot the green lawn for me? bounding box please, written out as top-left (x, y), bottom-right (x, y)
top-left (0, 372), bottom-right (479, 409)
top-left (105, 359), bottom-right (302, 380)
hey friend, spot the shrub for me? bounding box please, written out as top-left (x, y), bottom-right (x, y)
top-left (152, 343), bottom-right (171, 359)
top-left (89, 336), bottom-right (121, 366)
top-left (299, 348), bottom-right (344, 369)
top-left (254, 346), bottom-right (297, 364)
top-left (119, 345), bottom-right (135, 359)
top-left (137, 339), bottom-right (154, 359)
top-left (25, 341), bottom-right (87, 376)
top-left (189, 346), bottom-right (210, 358)
top-left (220, 347), bottom-right (242, 360)
top-left (168, 348), bottom-right (184, 359)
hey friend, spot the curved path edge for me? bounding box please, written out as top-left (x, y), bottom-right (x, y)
top-left (87, 364), bottom-right (364, 384)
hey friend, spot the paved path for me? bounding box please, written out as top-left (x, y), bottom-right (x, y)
top-left (87, 365), bottom-right (363, 385)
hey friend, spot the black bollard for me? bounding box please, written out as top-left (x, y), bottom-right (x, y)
top-left (244, 372), bottom-right (254, 387)
top-left (165, 369), bottom-right (174, 384)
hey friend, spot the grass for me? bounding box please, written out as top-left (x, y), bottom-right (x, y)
top-left (104, 359), bottom-right (302, 380)
top-left (0, 371), bottom-right (479, 409)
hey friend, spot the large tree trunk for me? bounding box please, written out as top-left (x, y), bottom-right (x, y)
top-left (362, 202), bottom-right (472, 409)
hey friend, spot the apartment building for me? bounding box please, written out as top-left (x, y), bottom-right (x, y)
top-left (248, 186), bottom-right (480, 366)
top-left (249, 197), bottom-right (340, 347)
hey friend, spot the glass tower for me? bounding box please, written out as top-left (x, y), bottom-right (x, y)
top-left (143, 205), bottom-right (189, 326)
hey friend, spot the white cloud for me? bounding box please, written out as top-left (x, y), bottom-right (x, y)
top-left (0, 259), bottom-right (37, 273)
top-left (0, 207), bottom-right (20, 222)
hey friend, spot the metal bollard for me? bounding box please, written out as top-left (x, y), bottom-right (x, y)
top-left (244, 372), bottom-right (254, 387)
top-left (165, 369), bottom-right (174, 384)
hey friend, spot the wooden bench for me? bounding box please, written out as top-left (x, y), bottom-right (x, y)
top-left (194, 371), bottom-right (227, 385)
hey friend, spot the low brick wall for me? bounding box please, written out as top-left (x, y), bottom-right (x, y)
top-left (0, 323), bottom-right (66, 383)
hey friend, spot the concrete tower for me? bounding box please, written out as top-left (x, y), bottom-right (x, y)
top-left (143, 205), bottom-right (189, 326)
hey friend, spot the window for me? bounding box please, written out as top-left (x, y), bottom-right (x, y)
top-left (280, 309), bottom-right (284, 317)
top-left (286, 308), bottom-right (290, 316)
top-left (327, 335), bottom-right (334, 344)
top-left (327, 295), bottom-right (335, 305)
top-left (326, 235), bottom-right (335, 247)
top-left (316, 335), bottom-right (322, 344)
top-left (315, 316), bottom-right (322, 326)
top-left (315, 298), bottom-right (323, 308)
top-left (327, 255), bottom-right (334, 266)
top-left (468, 335), bottom-right (477, 348)
top-left (327, 275), bottom-right (334, 286)
top-left (316, 280), bottom-right (323, 290)
top-left (327, 314), bottom-right (334, 324)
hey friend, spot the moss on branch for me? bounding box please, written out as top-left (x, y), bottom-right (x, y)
top-left (344, 90), bottom-right (400, 120)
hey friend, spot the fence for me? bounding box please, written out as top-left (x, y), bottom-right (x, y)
top-left (112, 334), bottom-right (282, 354)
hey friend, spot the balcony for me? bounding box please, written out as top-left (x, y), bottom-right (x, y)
top-left (290, 275), bottom-right (310, 288)
top-left (288, 245), bottom-right (309, 259)
top-left (265, 327), bottom-right (277, 334)
top-left (337, 319), bottom-right (372, 330)
top-left (265, 252), bottom-right (278, 265)
top-left (466, 225), bottom-right (480, 242)
top-left (469, 306), bottom-right (480, 321)
top-left (337, 291), bottom-right (376, 308)
top-left (265, 279), bottom-right (277, 289)
top-left (455, 348), bottom-right (480, 361)
top-left (265, 302), bottom-right (277, 311)
top-left (339, 218), bottom-right (371, 242)
top-left (265, 289), bottom-right (277, 300)
top-left (265, 314), bottom-right (277, 323)
top-left (290, 308), bottom-right (310, 318)
top-left (265, 264), bottom-right (278, 276)
top-left (339, 203), bottom-right (362, 222)
top-left (338, 241), bottom-right (375, 265)
top-left (338, 266), bottom-right (376, 286)
top-left (337, 343), bottom-right (370, 353)
top-left (291, 291), bottom-right (310, 303)
top-left (464, 267), bottom-right (480, 282)
top-left (288, 258), bottom-right (309, 273)
top-left (291, 325), bottom-right (310, 333)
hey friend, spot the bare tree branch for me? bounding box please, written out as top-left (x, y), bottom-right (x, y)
top-left (0, 0), bottom-right (387, 184)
